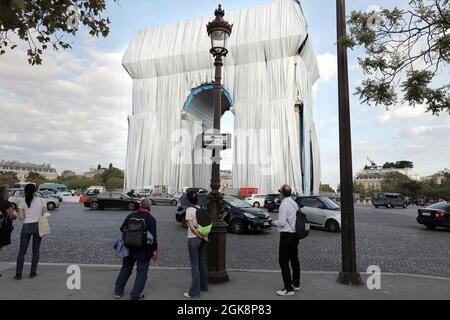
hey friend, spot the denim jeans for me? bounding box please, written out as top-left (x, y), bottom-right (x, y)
top-left (115, 254), bottom-right (151, 300)
top-left (279, 232), bottom-right (300, 291)
top-left (188, 237), bottom-right (208, 298)
top-left (16, 223), bottom-right (42, 275)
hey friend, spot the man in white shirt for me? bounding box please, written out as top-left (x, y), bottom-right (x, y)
top-left (273, 185), bottom-right (300, 296)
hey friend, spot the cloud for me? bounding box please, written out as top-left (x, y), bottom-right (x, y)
top-left (316, 52), bottom-right (338, 82)
top-left (400, 126), bottom-right (433, 138)
top-left (0, 45), bottom-right (132, 174)
top-left (377, 103), bottom-right (428, 125)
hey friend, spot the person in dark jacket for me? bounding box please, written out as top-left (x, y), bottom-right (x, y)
top-left (114, 198), bottom-right (158, 300)
top-left (0, 185), bottom-right (17, 278)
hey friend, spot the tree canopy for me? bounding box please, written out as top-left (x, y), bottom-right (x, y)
top-left (346, 0), bottom-right (450, 115)
top-left (0, 0), bottom-right (116, 65)
top-left (26, 171), bottom-right (47, 184)
top-left (0, 172), bottom-right (19, 187)
top-left (382, 161), bottom-right (414, 169)
top-left (320, 184), bottom-right (336, 194)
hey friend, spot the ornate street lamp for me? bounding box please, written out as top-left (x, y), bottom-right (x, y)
top-left (205, 4), bottom-right (232, 284)
top-left (336, 0), bottom-right (362, 286)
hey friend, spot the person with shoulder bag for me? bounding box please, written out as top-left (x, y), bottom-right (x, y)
top-left (114, 198), bottom-right (158, 300)
top-left (0, 185), bottom-right (17, 278)
top-left (15, 184), bottom-right (48, 280)
top-left (273, 185), bottom-right (302, 297)
top-left (183, 190), bottom-right (209, 299)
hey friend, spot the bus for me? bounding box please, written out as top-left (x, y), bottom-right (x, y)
top-left (38, 183), bottom-right (72, 197)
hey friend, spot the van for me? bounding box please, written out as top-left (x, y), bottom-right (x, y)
top-left (372, 193), bottom-right (408, 209)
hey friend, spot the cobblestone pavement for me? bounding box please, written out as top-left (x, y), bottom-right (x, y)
top-left (1, 203), bottom-right (449, 277)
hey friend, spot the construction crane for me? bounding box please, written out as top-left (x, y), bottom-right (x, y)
top-left (367, 157), bottom-right (377, 168)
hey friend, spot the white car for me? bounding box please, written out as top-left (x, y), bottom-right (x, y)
top-left (8, 189), bottom-right (60, 211)
top-left (244, 194), bottom-right (267, 208)
top-left (295, 196), bottom-right (341, 233)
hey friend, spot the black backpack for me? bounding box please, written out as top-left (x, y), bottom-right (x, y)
top-left (294, 209), bottom-right (310, 240)
top-left (287, 202), bottom-right (310, 240)
top-left (123, 218), bottom-right (147, 248)
top-left (195, 206), bottom-right (213, 236)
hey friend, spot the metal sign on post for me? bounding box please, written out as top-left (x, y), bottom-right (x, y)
top-left (202, 133), bottom-right (232, 150)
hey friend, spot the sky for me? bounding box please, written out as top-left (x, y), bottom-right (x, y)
top-left (0, 0), bottom-right (449, 189)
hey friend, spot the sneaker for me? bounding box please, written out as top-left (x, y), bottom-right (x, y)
top-left (114, 294), bottom-right (123, 300)
top-left (137, 295), bottom-right (145, 300)
top-left (276, 289), bottom-right (295, 297)
top-left (184, 292), bottom-right (200, 299)
top-left (294, 286), bottom-right (301, 291)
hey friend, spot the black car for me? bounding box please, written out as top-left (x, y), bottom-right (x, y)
top-left (417, 202), bottom-right (450, 230)
top-left (264, 194), bottom-right (281, 212)
top-left (175, 194), bottom-right (272, 234)
top-left (84, 192), bottom-right (140, 211)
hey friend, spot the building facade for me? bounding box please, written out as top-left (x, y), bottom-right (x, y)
top-left (123, 0), bottom-right (321, 195)
top-left (0, 160), bottom-right (58, 181)
top-left (422, 169), bottom-right (450, 185)
top-left (83, 168), bottom-right (106, 179)
top-left (355, 166), bottom-right (421, 191)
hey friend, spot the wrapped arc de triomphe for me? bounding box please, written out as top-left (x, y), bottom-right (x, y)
top-left (122, 0), bottom-right (321, 195)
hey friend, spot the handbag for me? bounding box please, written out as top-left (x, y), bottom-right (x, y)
top-left (113, 234), bottom-right (129, 258)
top-left (38, 214), bottom-right (51, 237)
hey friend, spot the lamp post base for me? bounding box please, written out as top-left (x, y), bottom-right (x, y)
top-left (208, 270), bottom-right (230, 284)
top-left (207, 191), bottom-right (229, 284)
top-left (207, 219), bottom-right (229, 284)
top-left (337, 271), bottom-right (363, 286)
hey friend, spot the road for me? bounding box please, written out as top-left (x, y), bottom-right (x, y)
top-left (1, 203), bottom-right (449, 277)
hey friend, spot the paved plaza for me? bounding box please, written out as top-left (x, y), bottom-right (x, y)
top-left (1, 203), bottom-right (449, 278)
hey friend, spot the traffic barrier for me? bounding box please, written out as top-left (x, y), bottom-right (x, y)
top-left (62, 196), bottom-right (82, 203)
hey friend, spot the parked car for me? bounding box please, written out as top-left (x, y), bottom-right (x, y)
top-left (417, 202), bottom-right (450, 230)
top-left (41, 190), bottom-right (63, 202)
top-left (222, 195), bottom-right (273, 234)
top-left (372, 192), bottom-right (408, 209)
top-left (175, 194), bottom-right (272, 234)
top-left (149, 193), bottom-right (179, 206)
top-left (295, 196), bottom-right (341, 232)
top-left (264, 194), bottom-right (281, 212)
top-left (84, 192), bottom-right (140, 211)
top-left (8, 189), bottom-right (60, 211)
top-left (244, 194), bottom-right (267, 208)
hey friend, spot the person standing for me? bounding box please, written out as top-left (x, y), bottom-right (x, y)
top-left (273, 185), bottom-right (300, 296)
top-left (15, 184), bottom-right (48, 280)
top-left (115, 198), bottom-right (158, 300)
top-left (184, 190), bottom-right (208, 299)
top-left (0, 185), bottom-right (17, 278)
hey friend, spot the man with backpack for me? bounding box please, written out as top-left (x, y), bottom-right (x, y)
top-left (114, 198), bottom-right (158, 300)
top-left (184, 190), bottom-right (210, 299)
top-left (273, 185), bottom-right (303, 296)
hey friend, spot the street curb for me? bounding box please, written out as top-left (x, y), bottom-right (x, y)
top-left (2, 262), bottom-right (449, 281)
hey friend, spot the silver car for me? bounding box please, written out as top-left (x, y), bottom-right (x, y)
top-left (295, 196), bottom-right (341, 233)
top-left (8, 189), bottom-right (60, 211)
top-left (149, 193), bottom-right (179, 206)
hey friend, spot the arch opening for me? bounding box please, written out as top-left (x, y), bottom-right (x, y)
top-left (181, 84), bottom-right (233, 189)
